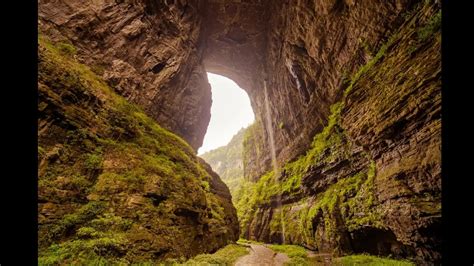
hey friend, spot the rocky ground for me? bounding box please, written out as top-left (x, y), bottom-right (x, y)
top-left (234, 244), bottom-right (289, 266)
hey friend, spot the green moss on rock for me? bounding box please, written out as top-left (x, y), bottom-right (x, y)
top-left (38, 35), bottom-right (238, 264)
top-left (335, 254), bottom-right (414, 266)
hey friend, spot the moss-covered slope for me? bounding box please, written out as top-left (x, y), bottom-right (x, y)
top-left (38, 36), bottom-right (239, 264)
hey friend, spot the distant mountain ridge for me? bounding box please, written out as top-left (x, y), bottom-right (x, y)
top-left (200, 127), bottom-right (246, 197)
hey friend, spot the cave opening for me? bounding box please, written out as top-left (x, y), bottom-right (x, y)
top-left (197, 73), bottom-right (255, 155)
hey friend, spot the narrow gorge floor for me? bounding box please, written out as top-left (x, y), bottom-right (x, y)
top-left (234, 244), bottom-right (289, 266)
top-left (220, 242), bottom-right (411, 266)
top-left (232, 243), bottom-right (335, 265)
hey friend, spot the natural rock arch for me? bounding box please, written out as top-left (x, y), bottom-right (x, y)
top-left (38, 0), bottom-right (441, 262)
top-left (38, 0), bottom-right (408, 163)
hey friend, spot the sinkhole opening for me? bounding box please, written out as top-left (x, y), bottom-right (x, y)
top-left (198, 73), bottom-right (255, 155)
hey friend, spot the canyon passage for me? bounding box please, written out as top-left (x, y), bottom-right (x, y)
top-left (38, 0), bottom-right (441, 265)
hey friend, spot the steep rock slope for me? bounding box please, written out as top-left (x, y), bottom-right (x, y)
top-left (242, 0), bottom-right (418, 180)
top-left (200, 128), bottom-right (246, 197)
top-left (38, 0), bottom-right (420, 169)
top-left (38, 0), bottom-right (442, 263)
top-left (38, 0), bottom-right (211, 150)
top-left (38, 37), bottom-right (238, 264)
top-left (237, 2), bottom-right (441, 263)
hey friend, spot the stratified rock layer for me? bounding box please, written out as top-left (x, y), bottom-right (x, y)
top-left (38, 0), bottom-right (441, 263)
top-left (237, 2), bottom-right (441, 263)
top-left (242, 0), bottom-right (419, 180)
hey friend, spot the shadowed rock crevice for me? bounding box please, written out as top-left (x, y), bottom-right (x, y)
top-left (144, 193), bottom-right (167, 206)
top-left (350, 228), bottom-right (415, 258)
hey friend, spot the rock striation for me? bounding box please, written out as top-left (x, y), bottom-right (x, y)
top-left (241, 0), bottom-right (421, 180)
top-left (237, 2), bottom-right (441, 263)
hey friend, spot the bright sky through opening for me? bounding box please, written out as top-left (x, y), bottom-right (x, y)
top-left (198, 73), bottom-right (255, 155)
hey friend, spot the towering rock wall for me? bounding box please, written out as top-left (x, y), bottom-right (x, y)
top-left (237, 1), bottom-right (441, 263)
top-left (199, 0), bottom-right (420, 182)
top-left (38, 0), bottom-right (441, 263)
top-left (242, 0), bottom-right (418, 180)
top-left (38, 0), bottom-right (417, 164)
top-left (38, 0), bottom-right (211, 150)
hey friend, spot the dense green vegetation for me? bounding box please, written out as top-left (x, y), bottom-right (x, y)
top-left (181, 244), bottom-right (249, 265)
top-left (234, 101), bottom-right (346, 227)
top-left (335, 254), bottom-right (414, 266)
top-left (232, 0), bottom-right (440, 253)
top-left (229, 2), bottom-right (440, 264)
top-left (38, 35), bottom-right (237, 264)
top-left (267, 244), bottom-right (309, 266)
top-left (268, 243), bottom-right (414, 265)
top-left (232, 22), bottom-right (397, 233)
top-left (37, 0), bottom-right (440, 263)
top-left (417, 11), bottom-right (441, 42)
top-left (241, 120), bottom-right (266, 180)
top-left (234, 97), bottom-right (378, 242)
top-left (200, 128), bottom-right (247, 197)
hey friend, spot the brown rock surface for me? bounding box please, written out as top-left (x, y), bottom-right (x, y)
top-left (38, 37), bottom-right (238, 263)
top-left (237, 1), bottom-right (441, 263)
top-left (38, 0), bottom-right (441, 263)
top-left (38, 0), bottom-right (211, 150)
top-left (38, 0), bottom-right (416, 162)
top-left (242, 0), bottom-right (418, 180)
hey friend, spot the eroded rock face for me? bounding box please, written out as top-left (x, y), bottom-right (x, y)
top-left (38, 38), bottom-right (238, 263)
top-left (38, 0), bottom-right (211, 150)
top-left (189, 0), bottom-right (423, 182)
top-left (242, 0), bottom-right (418, 180)
top-left (237, 2), bottom-right (441, 263)
top-left (201, 0), bottom-right (269, 93)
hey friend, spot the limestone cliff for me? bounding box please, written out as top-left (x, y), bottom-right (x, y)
top-left (38, 37), bottom-right (238, 264)
top-left (242, 0), bottom-right (421, 180)
top-left (38, 0), bottom-right (442, 263)
top-left (238, 1), bottom-right (441, 263)
top-left (38, 0), bottom-right (211, 150)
